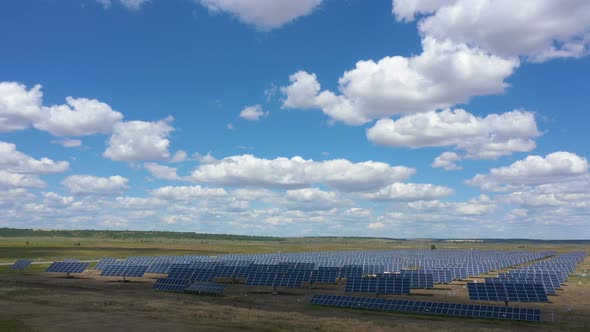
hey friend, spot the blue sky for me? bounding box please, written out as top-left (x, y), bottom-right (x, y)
top-left (1, 0), bottom-right (589, 238)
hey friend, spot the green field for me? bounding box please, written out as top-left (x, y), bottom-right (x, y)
top-left (2, 228), bottom-right (589, 263)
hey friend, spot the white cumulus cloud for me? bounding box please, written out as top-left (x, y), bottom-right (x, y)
top-left (0, 82), bottom-right (42, 132)
top-left (367, 109), bottom-right (540, 159)
top-left (467, 151), bottom-right (589, 191)
top-left (62, 175), bottom-right (129, 195)
top-left (35, 97), bottom-right (123, 136)
top-left (432, 151), bottom-right (462, 171)
top-left (144, 162), bottom-right (182, 181)
top-left (393, 0), bottom-right (590, 62)
top-left (239, 104), bottom-right (267, 121)
top-left (281, 37), bottom-right (518, 125)
top-left (103, 117), bottom-right (174, 162)
top-left (190, 154), bottom-right (415, 191)
top-left (0, 171), bottom-right (45, 189)
top-left (197, 0), bottom-right (323, 30)
top-left (283, 188), bottom-right (345, 211)
top-left (0, 141), bottom-right (69, 174)
top-left (361, 182), bottom-right (454, 201)
top-left (151, 185), bottom-right (227, 201)
top-left (98, 0), bottom-right (150, 10)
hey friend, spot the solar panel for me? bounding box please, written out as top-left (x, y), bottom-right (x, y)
top-left (153, 278), bottom-right (190, 292)
top-left (487, 277), bottom-right (556, 295)
top-left (146, 262), bottom-right (172, 274)
top-left (191, 269), bottom-right (217, 282)
top-left (100, 264), bottom-right (148, 277)
top-left (423, 269), bottom-right (453, 283)
top-left (246, 273), bottom-right (277, 286)
top-left (468, 282), bottom-right (549, 302)
top-left (276, 271), bottom-right (311, 288)
top-left (309, 294), bottom-right (541, 322)
top-left (340, 265), bottom-right (364, 279)
top-left (311, 267), bottom-right (340, 283)
top-left (345, 277), bottom-right (379, 293)
top-left (377, 276), bottom-right (411, 295)
top-left (10, 259), bottom-right (32, 270)
top-left (400, 271), bottom-right (434, 289)
top-left (232, 265), bottom-right (254, 279)
top-left (185, 281), bottom-right (227, 295)
top-left (46, 262), bottom-right (89, 274)
top-left (345, 276), bottom-right (411, 295)
top-left (167, 266), bottom-right (196, 280)
top-left (95, 258), bottom-right (118, 271)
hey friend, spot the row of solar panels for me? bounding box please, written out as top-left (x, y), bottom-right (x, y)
top-left (94, 249), bottom-right (555, 276)
top-left (506, 252), bottom-right (586, 283)
top-left (10, 258), bottom-right (80, 271)
top-left (478, 251), bottom-right (587, 298)
top-left (467, 282), bottom-right (549, 303)
top-left (309, 294), bottom-right (541, 322)
top-left (96, 257), bottom-right (511, 276)
top-left (345, 276), bottom-right (412, 294)
top-left (154, 280), bottom-right (226, 295)
top-left (93, 258), bottom-right (477, 284)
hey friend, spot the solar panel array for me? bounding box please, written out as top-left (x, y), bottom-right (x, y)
top-left (153, 278), bottom-right (190, 292)
top-left (467, 282), bottom-right (549, 302)
top-left (345, 276), bottom-right (411, 295)
top-left (185, 282), bottom-right (227, 295)
top-left (78, 249), bottom-right (554, 286)
top-left (309, 294), bottom-right (541, 322)
top-left (246, 270), bottom-right (312, 288)
top-left (482, 251), bottom-right (586, 297)
top-left (95, 258), bottom-right (118, 270)
top-left (486, 276), bottom-right (557, 295)
top-left (400, 270), bottom-right (434, 288)
top-left (100, 264), bottom-right (149, 277)
top-left (46, 262), bottom-right (89, 273)
top-left (310, 267), bottom-right (340, 283)
top-left (503, 252), bottom-right (586, 284)
top-left (423, 269), bottom-right (453, 284)
top-left (10, 259), bottom-right (33, 270)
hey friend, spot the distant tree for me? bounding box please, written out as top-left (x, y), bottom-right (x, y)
top-left (431, 244), bottom-right (437, 250)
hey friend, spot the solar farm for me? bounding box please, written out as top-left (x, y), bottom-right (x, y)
top-left (1, 236), bottom-right (589, 332)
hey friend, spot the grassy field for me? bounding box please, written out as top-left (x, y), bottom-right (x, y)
top-left (2, 233), bottom-right (589, 264)
top-left (1, 229), bottom-right (589, 331)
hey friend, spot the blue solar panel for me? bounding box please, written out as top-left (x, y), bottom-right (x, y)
top-left (246, 273), bottom-right (277, 286)
top-left (153, 278), bottom-right (190, 292)
top-left (468, 282), bottom-right (549, 302)
top-left (309, 294), bottom-right (541, 322)
top-left (340, 265), bottom-right (364, 278)
top-left (95, 258), bottom-right (118, 270)
top-left (10, 259), bottom-right (32, 270)
top-left (100, 265), bottom-right (148, 277)
top-left (345, 277), bottom-right (379, 293)
top-left (167, 266), bottom-right (196, 280)
top-left (146, 262), bottom-right (172, 274)
top-left (423, 269), bottom-right (453, 283)
top-left (400, 271), bottom-right (434, 289)
top-left (486, 277), bottom-right (556, 295)
top-left (345, 276), bottom-right (411, 295)
top-left (46, 262), bottom-right (89, 273)
top-left (192, 269), bottom-right (217, 282)
top-left (311, 267), bottom-right (340, 283)
top-left (185, 281), bottom-right (227, 294)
